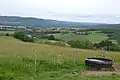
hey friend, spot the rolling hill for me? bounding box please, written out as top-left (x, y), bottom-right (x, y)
top-left (96, 24), bottom-right (120, 29)
top-left (0, 15), bottom-right (103, 28)
top-left (0, 15), bottom-right (119, 28)
top-left (0, 36), bottom-right (120, 80)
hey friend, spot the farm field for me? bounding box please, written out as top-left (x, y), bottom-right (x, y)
top-left (51, 32), bottom-right (108, 43)
top-left (0, 36), bottom-right (120, 80)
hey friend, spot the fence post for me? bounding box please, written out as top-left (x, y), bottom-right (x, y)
top-left (74, 50), bottom-right (77, 66)
top-left (34, 50), bottom-right (37, 80)
top-left (101, 47), bottom-right (105, 57)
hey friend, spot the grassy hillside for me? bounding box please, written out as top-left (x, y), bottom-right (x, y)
top-left (37, 39), bottom-right (70, 47)
top-left (0, 36), bottom-right (120, 80)
top-left (52, 32), bottom-right (108, 43)
top-left (1, 36), bottom-right (120, 62)
top-left (0, 31), bottom-right (14, 36)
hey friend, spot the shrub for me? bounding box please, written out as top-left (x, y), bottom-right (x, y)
top-left (93, 40), bottom-right (120, 51)
top-left (68, 40), bottom-right (93, 49)
top-left (5, 33), bottom-right (10, 36)
top-left (47, 35), bottom-right (55, 40)
top-left (13, 31), bottom-right (34, 42)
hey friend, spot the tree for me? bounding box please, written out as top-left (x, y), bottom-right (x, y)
top-left (13, 31), bottom-right (34, 42)
top-left (5, 33), bottom-right (10, 36)
top-left (68, 40), bottom-right (93, 49)
top-left (93, 40), bottom-right (119, 51)
top-left (47, 35), bottom-right (55, 40)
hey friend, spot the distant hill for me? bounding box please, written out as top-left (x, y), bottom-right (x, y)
top-left (0, 15), bottom-right (102, 28)
top-left (96, 24), bottom-right (120, 29)
top-left (0, 15), bottom-right (119, 28)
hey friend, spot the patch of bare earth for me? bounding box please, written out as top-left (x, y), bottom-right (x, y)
top-left (76, 63), bottom-right (120, 76)
top-left (77, 71), bottom-right (120, 76)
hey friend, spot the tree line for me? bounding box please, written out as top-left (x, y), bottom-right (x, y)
top-left (11, 31), bottom-right (57, 42)
top-left (68, 40), bottom-right (120, 51)
top-left (100, 29), bottom-right (120, 44)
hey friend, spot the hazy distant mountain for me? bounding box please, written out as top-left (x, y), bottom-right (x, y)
top-left (0, 15), bottom-right (103, 28)
top-left (0, 15), bottom-right (119, 28)
top-left (96, 24), bottom-right (120, 29)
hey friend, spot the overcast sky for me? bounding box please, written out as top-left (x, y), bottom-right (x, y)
top-left (0, 0), bottom-right (120, 23)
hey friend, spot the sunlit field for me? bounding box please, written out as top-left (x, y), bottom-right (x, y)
top-left (0, 36), bottom-right (120, 80)
top-left (51, 32), bottom-right (108, 43)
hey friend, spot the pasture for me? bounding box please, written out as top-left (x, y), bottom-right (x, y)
top-left (0, 31), bottom-right (14, 34)
top-left (51, 32), bottom-right (108, 43)
top-left (0, 36), bottom-right (120, 80)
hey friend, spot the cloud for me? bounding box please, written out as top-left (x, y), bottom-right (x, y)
top-left (0, 0), bottom-right (120, 23)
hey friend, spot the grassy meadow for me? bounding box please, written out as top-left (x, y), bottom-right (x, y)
top-left (51, 32), bottom-right (108, 43)
top-left (0, 36), bottom-right (120, 80)
top-left (36, 39), bottom-right (70, 47)
top-left (0, 31), bottom-right (14, 35)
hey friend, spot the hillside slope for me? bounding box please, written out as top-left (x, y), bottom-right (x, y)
top-left (0, 15), bottom-right (103, 28)
top-left (96, 24), bottom-right (120, 29)
top-left (0, 36), bottom-right (120, 63)
top-left (0, 15), bottom-right (120, 28)
top-left (0, 36), bottom-right (120, 80)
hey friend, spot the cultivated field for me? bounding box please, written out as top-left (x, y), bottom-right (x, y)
top-left (0, 36), bottom-right (120, 80)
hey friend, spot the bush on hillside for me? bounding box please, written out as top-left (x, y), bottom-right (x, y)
top-left (68, 40), bottom-right (93, 49)
top-left (13, 31), bottom-right (34, 42)
top-left (47, 35), bottom-right (55, 40)
top-left (68, 39), bottom-right (120, 51)
top-left (93, 40), bottom-right (120, 51)
top-left (93, 40), bottom-right (115, 48)
top-left (5, 33), bottom-right (10, 36)
top-left (39, 34), bottom-right (56, 40)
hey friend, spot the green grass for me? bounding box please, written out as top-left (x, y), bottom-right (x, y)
top-left (0, 36), bottom-right (120, 80)
top-left (110, 40), bottom-right (118, 44)
top-left (36, 39), bottom-right (70, 47)
top-left (51, 32), bottom-right (108, 43)
top-left (0, 31), bottom-right (14, 34)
